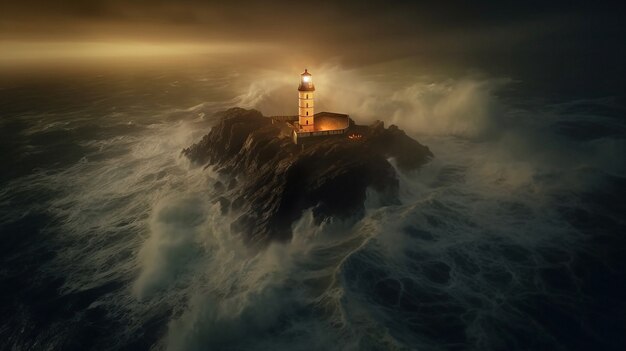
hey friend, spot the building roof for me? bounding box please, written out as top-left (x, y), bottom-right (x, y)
top-left (314, 112), bottom-right (349, 118)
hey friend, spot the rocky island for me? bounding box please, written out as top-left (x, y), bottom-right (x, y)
top-left (182, 107), bottom-right (432, 246)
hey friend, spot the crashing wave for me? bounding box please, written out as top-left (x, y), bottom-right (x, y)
top-left (181, 107), bottom-right (433, 246)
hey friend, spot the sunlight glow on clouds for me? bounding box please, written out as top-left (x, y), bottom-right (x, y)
top-left (0, 41), bottom-right (265, 63)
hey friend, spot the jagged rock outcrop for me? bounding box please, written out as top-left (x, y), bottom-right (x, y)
top-left (182, 107), bottom-right (433, 245)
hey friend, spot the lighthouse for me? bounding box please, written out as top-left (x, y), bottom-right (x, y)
top-left (270, 69), bottom-right (349, 144)
top-left (298, 69), bottom-right (315, 132)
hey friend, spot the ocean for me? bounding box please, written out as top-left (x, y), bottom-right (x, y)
top-left (1, 60), bottom-right (625, 350)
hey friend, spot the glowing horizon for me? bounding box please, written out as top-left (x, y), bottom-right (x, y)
top-left (0, 40), bottom-right (272, 63)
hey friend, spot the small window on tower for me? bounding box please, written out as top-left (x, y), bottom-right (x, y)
top-left (306, 94), bottom-right (308, 99)
top-left (306, 103), bottom-right (308, 107)
top-left (306, 111), bottom-right (308, 116)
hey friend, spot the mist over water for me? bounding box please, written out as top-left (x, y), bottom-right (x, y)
top-left (1, 60), bottom-right (625, 350)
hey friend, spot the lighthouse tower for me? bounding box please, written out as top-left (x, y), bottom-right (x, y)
top-left (298, 69), bottom-right (315, 131)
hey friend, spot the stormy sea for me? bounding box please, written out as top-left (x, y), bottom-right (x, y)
top-left (1, 61), bottom-right (625, 351)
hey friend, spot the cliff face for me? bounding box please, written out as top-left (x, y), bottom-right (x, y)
top-left (182, 108), bottom-right (433, 245)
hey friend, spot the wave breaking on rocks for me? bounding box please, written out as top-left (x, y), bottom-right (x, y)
top-left (182, 107), bottom-right (433, 245)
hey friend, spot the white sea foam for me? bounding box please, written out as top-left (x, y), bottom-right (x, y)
top-left (2, 63), bottom-right (622, 350)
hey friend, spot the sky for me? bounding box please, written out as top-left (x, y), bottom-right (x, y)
top-left (1, 0), bottom-right (624, 96)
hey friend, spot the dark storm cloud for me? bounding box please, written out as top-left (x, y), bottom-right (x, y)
top-left (1, 0), bottom-right (624, 95)
top-left (2, 0), bottom-right (622, 39)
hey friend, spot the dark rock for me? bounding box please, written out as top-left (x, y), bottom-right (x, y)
top-left (214, 181), bottom-right (225, 192)
top-left (182, 107), bottom-right (433, 246)
top-left (367, 120), bottom-right (433, 170)
top-left (215, 196), bottom-right (230, 215)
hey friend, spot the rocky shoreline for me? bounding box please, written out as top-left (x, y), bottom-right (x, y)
top-left (182, 107), bottom-right (433, 245)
